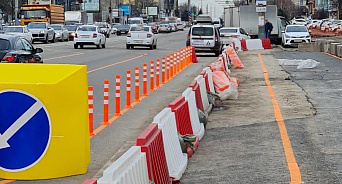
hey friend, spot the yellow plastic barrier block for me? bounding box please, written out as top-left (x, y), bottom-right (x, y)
top-left (0, 63), bottom-right (90, 179)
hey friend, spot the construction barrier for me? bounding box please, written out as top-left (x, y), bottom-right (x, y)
top-left (182, 88), bottom-right (205, 140)
top-left (88, 86), bottom-right (95, 136)
top-left (194, 75), bottom-right (212, 114)
top-left (228, 48), bottom-right (245, 69)
top-left (262, 38), bottom-right (272, 49)
top-left (97, 146), bottom-right (150, 184)
top-left (169, 96), bottom-right (193, 136)
top-left (246, 39), bottom-right (264, 50)
top-left (102, 80), bottom-right (109, 125)
top-left (191, 46), bottom-right (198, 63)
top-left (153, 108), bottom-right (188, 180)
top-left (136, 123), bottom-right (172, 184)
top-left (240, 39), bottom-right (248, 51)
top-left (189, 81), bottom-right (205, 113)
top-left (203, 67), bottom-right (216, 93)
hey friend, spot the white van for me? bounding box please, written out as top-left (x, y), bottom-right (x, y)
top-left (128, 17), bottom-right (143, 25)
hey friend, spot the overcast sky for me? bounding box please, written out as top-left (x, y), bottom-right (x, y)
top-left (178, 0), bottom-right (225, 18)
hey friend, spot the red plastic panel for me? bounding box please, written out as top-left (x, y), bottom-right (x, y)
top-left (136, 123), bottom-right (171, 184)
top-left (200, 71), bottom-right (210, 92)
top-left (189, 81), bottom-right (205, 112)
top-left (262, 38), bottom-right (272, 49)
top-left (82, 179), bottom-right (97, 184)
top-left (240, 39), bottom-right (248, 51)
top-left (169, 96), bottom-right (193, 135)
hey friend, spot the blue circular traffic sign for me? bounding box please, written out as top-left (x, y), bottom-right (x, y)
top-left (0, 90), bottom-right (51, 172)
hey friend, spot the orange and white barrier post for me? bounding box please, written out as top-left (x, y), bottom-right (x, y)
top-left (170, 53), bottom-right (174, 79)
top-left (88, 86), bottom-right (95, 136)
top-left (150, 60), bottom-right (155, 91)
top-left (156, 58), bottom-right (160, 87)
top-left (125, 70), bottom-right (132, 108)
top-left (143, 63), bottom-right (148, 96)
top-left (174, 52), bottom-right (178, 75)
top-left (166, 55), bottom-right (170, 81)
top-left (114, 75), bottom-right (121, 116)
top-left (134, 66), bottom-right (140, 102)
top-left (103, 79), bottom-right (109, 125)
top-left (161, 57), bottom-right (166, 84)
top-left (177, 51), bottom-right (181, 73)
top-left (181, 48), bottom-right (185, 70)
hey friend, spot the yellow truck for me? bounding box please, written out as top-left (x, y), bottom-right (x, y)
top-left (20, 4), bottom-right (64, 26)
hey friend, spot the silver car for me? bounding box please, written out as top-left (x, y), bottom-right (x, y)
top-left (51, 24), bottom-right (69, 42)
top-left (27, 22), bottom-right (55, 44)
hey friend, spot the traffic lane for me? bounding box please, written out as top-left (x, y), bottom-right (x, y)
top-left (273, 52), bottom-right (342, 183)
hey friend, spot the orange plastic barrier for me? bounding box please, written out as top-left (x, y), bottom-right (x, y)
top-left (262, 38), bottom-right (272, 49)
top-left (240, 39), bottom-right (248, 51)
top-left (191, 46), bottom-right (198, 63)
top-left (212, 71), bottom-right (230, 92)
top-left (228, 49), bottom-right (244, 69)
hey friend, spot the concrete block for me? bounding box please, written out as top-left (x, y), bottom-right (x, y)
top-left (298, 42), bottom-right (323, 52)
top-left (330, 43), bottom-right (340, 55)
top-left (337, 45), bottom-right (342, 57)
top-left (323, 40), bottom-right (336, 53)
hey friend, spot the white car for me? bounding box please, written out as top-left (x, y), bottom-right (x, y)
top-left (4, 26), bottom-right (33, 43)
top-left (74, 25), bottom-right (106, 49)
top-left (126, 26), bottom-right (157, 50)
top-left (219, 27), bottom-right (250, 40)
top-left (292, 19), bottom-right (307, 25)
top-left (51, 24), bottom-right (69, 42)
top-left (282, 25), bottom-right (311, 47)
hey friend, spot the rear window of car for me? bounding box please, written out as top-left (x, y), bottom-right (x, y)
top-left (130, 27), bottom-right (149, 31)
top-left (78, 26), bottom-right (96, 31)
top-left (220, 29), bottom-right (238, 33)
top-left (192, 27), bottom-right (214, 36)
top-left (0, 39), bottom-right (10, 50)
top-left (65, 26), bottom-right (77, 31)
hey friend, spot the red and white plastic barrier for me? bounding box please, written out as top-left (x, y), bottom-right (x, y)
top-left (97, 146), bottom-right (149, 184)
top-left (189, 80), bottom-right (205, 113)
top-left (203, 67), bottom-right (215, 93)
top-left (153, 108), bottom-right (188, 180)
top-left (182, 88), bottom-right (205, 140)
top-left (195, 75), bottom-right (212, 114)
top-left (246, 39), bottom-right (264, 50)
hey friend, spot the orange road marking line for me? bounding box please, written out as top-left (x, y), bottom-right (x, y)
top-left (87, 54), bottom-right (146, 74)
top-left (0, 180), bottom-right (15, 184)
top-left (324, 52), bottom-right (342, 60)
top-left (258, 54), bottom-right (302, 184)
top-left (44, 52), bottom-right (84, 61)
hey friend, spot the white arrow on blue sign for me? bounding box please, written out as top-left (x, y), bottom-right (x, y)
top-left (0, 90), bottom-right (51, 172)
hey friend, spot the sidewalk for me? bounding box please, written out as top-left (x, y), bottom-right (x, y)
top-left (181, 49), bottom-right (313, 183)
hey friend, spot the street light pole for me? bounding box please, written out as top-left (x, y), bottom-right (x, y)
top-left (15, 0), bottom-right (19, 25)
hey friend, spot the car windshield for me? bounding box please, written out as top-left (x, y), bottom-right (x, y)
top-left (65, 26), bottom-right (77, 31)
top-left (220, 29), bottom-right (238, 33)
top-left (192, 27), bottom-right (214, 36)
top-left (51, 25), bottom-right (62, 30)
top-left (287, 26), bottom-right (307, 32)
top-left (130, 26), bottom-right (149, 31)
top-left (21, 10), bottom-right (47, 19)
top-left (28, 23), bottom-right (46, 29)
top-left (0, 39), bottom-right (10, 50)
top-left (129, 20), bottom-right (141, 24)
top-left (161, 24), bottom-right (168, 27)
top-left (78, 26), bottom-right (96, 31)
top-left (4, 27), bottom-right (23, 33)
top-left (119, 25), bottom-right (130, 29)
top-left (98, 24), bottom-right (106, 28)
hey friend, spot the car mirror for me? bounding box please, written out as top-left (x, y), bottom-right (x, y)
top-left (35, 48), bottom-right (43, 53)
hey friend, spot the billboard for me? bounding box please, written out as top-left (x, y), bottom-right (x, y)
top-left (28, 0), bottom-right (51, 4)
top-left (147, 7), bottom-right (158, 16)
top-left (119, 5), bottom-right (130, 16)
top-left (82, 0), bottom-right (100, 13)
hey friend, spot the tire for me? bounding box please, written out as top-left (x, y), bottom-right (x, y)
top-left (44, 35), bottom-right (49, 44)
top-left (131, 46), bottom-right (134, 49)
top-left (31, 39), bottom-right (34, 44)
top-left (153, 43), bottom-right (157, 49)
top-left (117, 33), bottom-right (121, 36)
top-left (150, 45), bottom-right (153, 50)
top-left (215, 50), bottom-right (220, 57)
top-left (74, 44), bottom-right (78, 49)
top-left (51, 34), bottom-right (56, 43)
top-left (102, 42), bottom-right (106, 48)
top-left (126, 44), bottom-right (130, 49)
top-left (106, 33), bottom-right (110, 38)
top-left (96, 43), bottom-right (101, 49)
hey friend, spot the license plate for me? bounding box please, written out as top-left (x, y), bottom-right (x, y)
top-left (294, 40), bottom-right (302, 43)
top-left (193, 40), bottom-right (204, 45)
top-left (134, 40), bottom-right (143, 43)
top-left (81, 36), bottom-right (89, 38)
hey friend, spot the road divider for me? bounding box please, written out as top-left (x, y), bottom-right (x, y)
top-left (114, 75), bottom-right (121, 117)
top-left (150, 60), bottom-right (155, 92)
top-left (125, 70), bottom-right (132, 108)
top-left (88, 86), bottom-right (95, 136)
top-left (102, 80), bottom-right (109, 125)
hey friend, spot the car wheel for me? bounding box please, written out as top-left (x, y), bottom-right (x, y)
top-left (74, 44), bottom-right (78, 49)
top-left (102, 42), bottom-right (106, 48)
top-left (61, 37), bottom-right (64, 42)
top-left (215, 50), bottom-right (220, 57)
top-left (126, 44), bottom-right (130, 49)
top-left (131, 46), bottom-right (134, 49)
top-left (31, 39), bottom-right (34, 44)
top-left (153, 43), bottom-right (157, 49)
top-left (96, 43), bottom-right (101, 49)
top-left (44, 35), bottom-right (49, 44)
top-left (51, 34), bottom-right (56, 43)
top-left (106, 33), bottom-right (110, 38)
top-left (150, 44), bottom-right (153, 50)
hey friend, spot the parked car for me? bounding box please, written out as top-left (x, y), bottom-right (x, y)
top-left (186, 24), bottom-right (223, 56)
top-left (282, 25), bottom-right (311, 47)
top-left (126, 25), bottom-right (157, 50)
top-left (27, 22), bottom-right (55, 44)
top-left (74, 25), bottom-right (106, 49)
top-left (117, 25), bottom-right (131, 35)
top-left (4, 26), bottom-right (33, 43)
top-left (95, 22), bottom-right (111, 38)
top-left (65, 25), bottom-right (78, 41)
top-left (0, 34), bottom-right (43, 63)
top-left (51, 24), bottom-right (69, 42)
top-left (219, 27), bottom-right (250, 40)
top-left (158, 24), bottom-right (171, 33)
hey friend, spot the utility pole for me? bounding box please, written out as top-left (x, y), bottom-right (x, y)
top-left (14, 0), bottom-right (18, 25)
top-left (110, 0), bottom-right (113, 25)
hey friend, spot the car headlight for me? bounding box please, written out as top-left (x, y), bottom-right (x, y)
top-left (56, 32), bottom-right (60, 36)
top-left (40, 30), bottom-right (45, 34)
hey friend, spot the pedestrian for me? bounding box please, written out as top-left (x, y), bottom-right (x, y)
top-left (265, 19), bottom-right (273, 39)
